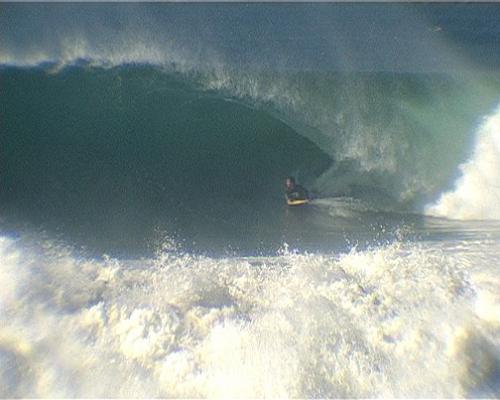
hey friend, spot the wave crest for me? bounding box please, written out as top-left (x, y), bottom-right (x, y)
top-left (426, 106), bottom-right (500, 220)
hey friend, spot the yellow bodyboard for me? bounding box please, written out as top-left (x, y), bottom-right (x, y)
top-left (287, 198), bottom-right (309, 206)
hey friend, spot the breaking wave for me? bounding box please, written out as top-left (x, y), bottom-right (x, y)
top-left (1, 233), bottom-right (499, 398)
top-left (426, 106), bottom-right (500, 220)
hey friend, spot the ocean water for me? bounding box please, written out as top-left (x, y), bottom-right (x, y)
top-left (1, 3), bottom-right (500, 398)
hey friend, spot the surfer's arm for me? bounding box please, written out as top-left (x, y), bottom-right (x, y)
top-left (296, 185), bottom-right (309, 200)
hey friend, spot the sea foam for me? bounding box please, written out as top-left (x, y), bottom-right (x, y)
top-left (426, 105), bottom-right (500, 220)
top-left (1, 234), bottom-right (499, 397)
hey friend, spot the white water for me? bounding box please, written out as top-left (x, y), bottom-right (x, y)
top-left (426, 106), bottom-right (500, 221)
top-left (1, 233), bottom-right (499, 398)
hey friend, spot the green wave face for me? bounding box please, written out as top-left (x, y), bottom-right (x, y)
top-left (0, 66), bottom-right (332, 253)
top-left (2, 65), bottom-right (500, 254)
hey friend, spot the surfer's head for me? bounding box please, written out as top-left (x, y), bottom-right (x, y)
top-left (285, 177), bottom-right (295, 190)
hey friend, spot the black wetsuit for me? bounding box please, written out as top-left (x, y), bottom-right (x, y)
top-left (286, 184), bottom-right (309, 201)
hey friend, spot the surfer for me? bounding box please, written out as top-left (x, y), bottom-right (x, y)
top-left (285, 177), bottom-right (309, 202)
